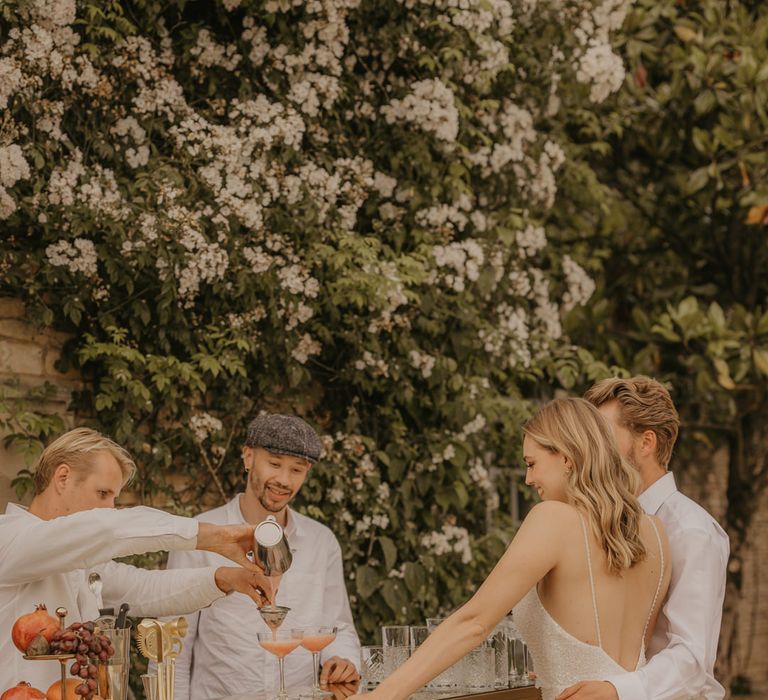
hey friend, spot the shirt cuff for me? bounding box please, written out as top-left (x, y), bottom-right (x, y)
top-left (204, 566), bottom-right (227, 602)
top-left (605, 673), bottom-right (647, 700)
top-left (180, 518), bottom-right (199, 549)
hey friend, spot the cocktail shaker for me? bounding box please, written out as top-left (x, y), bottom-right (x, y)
top-left (253, 515), bottom-right (292, 576)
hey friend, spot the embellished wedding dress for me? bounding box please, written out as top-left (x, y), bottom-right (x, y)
top-left (513, 514), bottom-right (665, 700)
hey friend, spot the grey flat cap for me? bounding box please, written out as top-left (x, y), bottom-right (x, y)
top-left (245, 414), bottom-right (323, 463)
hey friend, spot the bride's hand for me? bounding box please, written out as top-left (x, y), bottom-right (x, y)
top-left (556, 680), bottom-right (618, 700)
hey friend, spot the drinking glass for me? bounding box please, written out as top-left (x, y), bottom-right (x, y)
top-left (464, 640), bottom-right (495, 692)
top-left (409, 625), bottom-right (429, 651)
top-left (360, 645), bottom-right (384, 689)
top-left (381, 626), bottom-right (410, 676)
top-left (292, 626), bottom-right (338, 697)
top-left (100, 626), bottom-right (130, 700)
top-left (508, 632), bottom-right (533, 687)
top-left (258, 631), bottom-right (302, 698)
top-left (489, 622), bottom-right (509, 689)
top-left (425, 618), bottom-right (461, 690)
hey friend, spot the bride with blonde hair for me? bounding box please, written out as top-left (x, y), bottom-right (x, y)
top-left (357, 397), bottom-right (671, 700)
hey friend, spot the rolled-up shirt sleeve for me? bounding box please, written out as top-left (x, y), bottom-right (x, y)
top-left (606, 527), bottom-right (728, 700)
top-left (98, 560), bottom-right (224, 617)
top-left (0, 506), bottom-right (198, 586)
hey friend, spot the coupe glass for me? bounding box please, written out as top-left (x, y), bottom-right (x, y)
top-left (292, 626), bottom-right (338, 697)
top-left (258, 631), bottom-right (302, 698)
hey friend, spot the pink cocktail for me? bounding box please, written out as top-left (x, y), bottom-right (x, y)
top-left (301, 633), bottom-right (336, 653)
top-left (258, 631), bottom-right (301, 698)
top-left (261, 638), bottom-right (302, 657)
top-left (292, 626), bottom-right (338, 697)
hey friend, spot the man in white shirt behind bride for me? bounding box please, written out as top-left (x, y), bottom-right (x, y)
top-left (166, 413), bottom-right (361, 700)
top-left (557, 376), bottom-right (729, 700)
top-left (0, 427), bottom-right (274, 691)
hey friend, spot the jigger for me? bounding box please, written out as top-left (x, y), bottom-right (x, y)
top-left (253, 516), bottom-right (292, 576)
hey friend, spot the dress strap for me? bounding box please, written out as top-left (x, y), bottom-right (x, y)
top-left (578, 513), bottom-right (603, 649)
top-left (641, 515), bottom-right (665, 644)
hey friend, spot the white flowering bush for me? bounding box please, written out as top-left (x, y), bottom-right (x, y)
top-left (0, 0), bottom-right (629, 640)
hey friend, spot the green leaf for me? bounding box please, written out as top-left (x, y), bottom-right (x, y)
top-left (753, 348), bottom-right (768, 376)
top-left (687, 167), bottom-right (710, 194)
top-left (713, 358), bottom-right (735, 390)
top-left (356, 565), bottom-right (380, 598)
top-left (403, 562), bottom-right (426, 594)
top-left (380, 579), bottom-right (408, 616)
top-left (379, 536), bottom-right (397, 571)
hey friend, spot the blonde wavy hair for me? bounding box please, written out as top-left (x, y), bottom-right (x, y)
top-left (33, 427), bottom-right (136, 495)
top-left (523, 398), bottom-right (646, 573)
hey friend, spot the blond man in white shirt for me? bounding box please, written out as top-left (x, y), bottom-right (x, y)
top-left (0, 428), bottom-right (273, 690)
top-left (557, 377), bottom-right (729, 700)
top-left (167, 414), bottom-right (361, 700)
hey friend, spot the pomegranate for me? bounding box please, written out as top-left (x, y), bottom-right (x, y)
top-left (1, 683), bottom-right (46, 700)
top-left (44, 681), bottom-right (79, 700)
top-left (11, 604), bottom-right (59, 653)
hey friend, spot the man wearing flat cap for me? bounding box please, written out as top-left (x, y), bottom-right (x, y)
top-left (170, 414), bottom-right (361, 700)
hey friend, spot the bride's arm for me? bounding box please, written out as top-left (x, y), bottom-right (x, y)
top-left (364, 501), bottom-right (569, 700)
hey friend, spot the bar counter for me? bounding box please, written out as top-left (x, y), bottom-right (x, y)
top-left (214, 683), bottom-right (542, 700)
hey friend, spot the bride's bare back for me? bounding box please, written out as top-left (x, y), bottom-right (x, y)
top-left (536, 504), bottom-right (671, 671)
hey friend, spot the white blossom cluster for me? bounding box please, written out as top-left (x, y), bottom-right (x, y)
top-left (459, 413), bottom-right (486, 439)
top-left (355, 512), bottom-right (390, 534)
top-left (190, 29), bottom-right (241, 77)
top-left (45, 149), bottom-right (130, 220)
top-left (531, 269), bottom-right (564, 341)
top-left (366, 261), bottom-right (410, 334)
top-left (190, 412), bottom-right (224, 442)
top-left (432, 239), bottom-right (485, 292)
top-left (515, 140), bottom-right (567, 209)
top-left (354, 351), bottom-right (390, 377)
top-left (240, 0), bottom-right (361, 118)
top-left (176, 229), bottom-right (230, 305)
top-left (409, 350), bottom-right (436, 379)
top-left (573, 0), bottom-right (633, 103)
top-left (36, 99), bottom-right (66, 142)
top-left (430, 443), bottom-right (456, 470)
top-left (0, 144), bottom-right (30, 219)
top-left (468, 102), bottom-right (537, 175)
top-left (421, 524), bottom-right (473, 564)
top-left (468, 457), bottom-right (493, 491)
top-left (291, 333), bottom-right (322, 364)
top-left (382, 79), bottom-right (460, 142)
top-left (479, 303), bottom-right (531, 368)
top-left (45, 238), bottom-right (98, 277)
top-left (110, 116), bottom-right (150, 169)
top-left (561, 255), bottom-right (596, 311)
top-left (516, 224), bottom-right (547, 258)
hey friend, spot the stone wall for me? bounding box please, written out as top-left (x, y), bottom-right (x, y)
top-left (0, 297), bottom-right (79, 508)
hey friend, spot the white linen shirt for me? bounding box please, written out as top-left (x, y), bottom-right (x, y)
top-left (606, 473), bottom-right (729, 700)
top-left (167, 495), bottom-right (361, 700)
top-left (0, 503), bottom-right (225, 691)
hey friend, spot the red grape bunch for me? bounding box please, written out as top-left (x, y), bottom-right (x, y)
top-left (49, 621), bottom-right (115, 700)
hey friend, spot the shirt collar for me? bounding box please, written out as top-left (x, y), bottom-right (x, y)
top-left (5, 502), bottom-right (34, 517)
top-left (638, 472), bottom-right (677, 514)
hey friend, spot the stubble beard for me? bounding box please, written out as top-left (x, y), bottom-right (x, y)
top-left (248, 469), bottom-right (293, 513)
